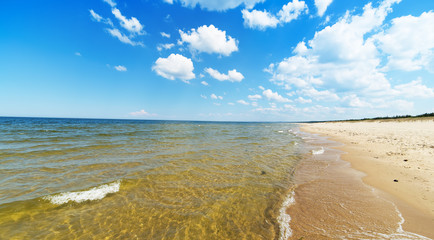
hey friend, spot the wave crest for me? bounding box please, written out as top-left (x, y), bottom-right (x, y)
top-left (278, 190), bottom-right (295, 240)
top-left (43, 180), bottom-right (121, 205)
top-left (312, 147), bottom-right (324, 155)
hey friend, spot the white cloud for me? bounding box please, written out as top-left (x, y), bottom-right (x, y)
top-left (211, 93), bottom-right (223, 100)
top-left (277, 0), bottom-right (308, 23)
top-left (259, 86), bottom-right (265, 90)
top-left (75, 52), bottom-right (81, 57)
top-left (129, 109), bottom-right (156, 117)
top-left (268, 0), bottom-right (402, 98)
top-left (90, 9), bottom-right (103, 22)
top-left (248, 94), bottom-right (262, 100)
top-left (172, 0), bottom-right (264, 11)
top-left (237, 100), bottom-right (250, 105)
top-left (375, 11), bottom-right (434, 72)
top-left (242, 0), bottom-right (307, 30)
top-left (103, 0), bottom-right (116, 7)
top-left (201, 81), bottom-right (209, 86)
top-left (295, 97), bottom-right (312, 103)
top-left (314, 0), bottom-right (333, 17)
top-left (163, 0), bottom-right (174, 4)
top-left (342, 94), bottom-right (371, 108)
top-left (293, 41), bottom-right (308, 55)
top-left (394, 79), bottom-right (434, 98)
top-left (297, 87), bottom-right (339, 101)
top-left (89, 9), bottom-right (113, 26)
top-left (200, 94), bottom-right (207, 99)
top-left (205, 68), bottom-right (244, 82)
top-left (179, 25), bottom-right (238, 56)
top-left (152, 54), bottom-right (195, 82)
top-left (114, 65), bottom-right (127, 71)
top-left (263, 89), bottom-right (292, 102)
top-left (112, 8), bottom-right (144, 35)
top-left (106, 28), bottom-right (143, 46)
top-left (242, 9), bottom-right (279, 30)
top-left (157, 43), bottom-right (175, 51)
top-left (161, 32), bottom-right (171, 38)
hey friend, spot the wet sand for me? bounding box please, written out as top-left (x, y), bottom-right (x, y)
top-left (299, 118), bottom-right (434, 239)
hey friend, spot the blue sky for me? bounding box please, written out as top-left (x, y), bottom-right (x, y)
top-left (1, 0), bottom-right (433, 121)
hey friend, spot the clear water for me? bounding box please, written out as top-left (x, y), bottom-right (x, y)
top-left (0, 117), bottom-right (302, 239)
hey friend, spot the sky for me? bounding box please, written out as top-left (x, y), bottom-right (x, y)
top-left (0, 0), bottom-right (433, 121)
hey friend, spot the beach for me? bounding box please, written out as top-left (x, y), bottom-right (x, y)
top-left (300, 118), bottom-right (434, 238)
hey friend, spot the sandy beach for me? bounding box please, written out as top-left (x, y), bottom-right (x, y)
top-left (301, 118), bottom-right (434, 238)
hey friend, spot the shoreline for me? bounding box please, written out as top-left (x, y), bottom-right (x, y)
top-left (299, 118), bottom-right (434, 238)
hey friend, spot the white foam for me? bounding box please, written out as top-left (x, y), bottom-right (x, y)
top-left (278, 190), bottom-right (295, 240)
top-left (312, 147), bottom-right (324, 155)
top-left (43, 180), bottom-right (121, 205)
top-left (278, 130), bottom-right (284, 133)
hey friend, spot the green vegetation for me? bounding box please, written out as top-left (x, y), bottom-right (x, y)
top-left (347, 112), bottom-right (434, 121)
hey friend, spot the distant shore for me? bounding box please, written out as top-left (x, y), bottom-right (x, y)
top-left (301, 118), bottom-right (434, 238)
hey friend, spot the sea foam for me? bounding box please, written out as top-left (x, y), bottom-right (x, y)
top-left (312, 147), bottom-right (324, 155)
top-left (43, 180), bottom-right (121, 205)
top-left (278, 190), bottom-right (295, 240)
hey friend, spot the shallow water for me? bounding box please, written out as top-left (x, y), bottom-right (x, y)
top-left (0, 117), bottom-right (302, 239)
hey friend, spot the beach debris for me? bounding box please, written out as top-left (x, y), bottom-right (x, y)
top-left (393, 179), bottom-right (399, 182)
top-left (403, 159), bottom-right (408, 162)
top-left (261, 170), bottom-right (266, 175)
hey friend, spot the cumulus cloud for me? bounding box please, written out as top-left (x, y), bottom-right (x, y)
top-left (242, 9), bottom-right (279, 30)
top-left (114, 65), bottom-right (127, 71)
top-left (267, 0), bottom-right (402, 98)
top-left (201, 81), bottom-right (209, 86)
top-left (297, 87), bottom-right (339, 101)
top-left (211, 93), bottom-right (223, 100)
top-left (170, 0), bottom-right (264, 11)
top-left (152, 54), bottom-right (195, 82)
top-left (314, 0), bottom-right (333, 17)
top-left (242, 0), bottom-right (307, 30)
top-left (161, 32), bottom-right (171, 38)
top-left (342, 94), bottom-right (371, 108)
top-left (205, 68), bottom-right (244, 82)
top-left (107, 28), bottom-right (144, 46)
top-left (112, 8), bottom-right (145, 35)
top-left (295, 97), bottom-right (312, 103)
top-left (237, 100), bottom-right (250, 105)
top-left (248, 94), bottom-right (262, 100)
top-left (179, 25), bottom-right (238, 56)
top-left (129, 109), bottom-right (156, 117)
top-left (374, 11), bottom-right (434, 72)
top-left (277, 0), bottom-right (308, 23)
top-left (263, 89), bottom-right (292, 102)
top-left (157, 43), bottom-right (175, 51)
top-left (394, 79), bottom-right (434, 98)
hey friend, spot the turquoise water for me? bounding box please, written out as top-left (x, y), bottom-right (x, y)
top-left (0, 117), bottom-right (302, 239)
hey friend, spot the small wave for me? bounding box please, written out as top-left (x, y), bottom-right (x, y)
top-left (278, 190), bottom-right (295, 240)
top-left (312, 147), bottom-right (324, 155)
top-left (278, 130), bottom-right (284, 133)
top-left (43, 180), bottom-right (121, 205)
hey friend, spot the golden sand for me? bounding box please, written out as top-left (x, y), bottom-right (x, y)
top-left (300, 118), bottom-right (434, 238)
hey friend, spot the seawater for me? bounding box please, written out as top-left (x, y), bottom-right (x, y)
top-left (0, 117), bottom-right (303, 239)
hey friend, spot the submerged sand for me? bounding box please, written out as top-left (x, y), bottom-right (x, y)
top-left (300, 118), bottom-right (434, 238)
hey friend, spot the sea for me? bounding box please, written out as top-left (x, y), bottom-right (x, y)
top-left (0, 117), bottom-right (430, 239)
